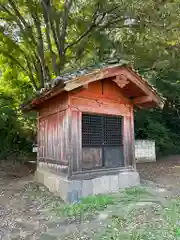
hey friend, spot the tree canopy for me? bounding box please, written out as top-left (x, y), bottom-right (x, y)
top-left (1, 0), bottom-right (180, 159)
top-left (1, 0), bottom-right (180, 90)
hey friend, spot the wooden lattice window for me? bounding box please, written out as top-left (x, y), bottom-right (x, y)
top-left (82, 114), bottom-right (102, 146)
top-left (82, 114), bottom-right (124, 169)
top-left (82, 114), bottom-right (122, 146)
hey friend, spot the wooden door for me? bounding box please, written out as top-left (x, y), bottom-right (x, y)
top-left (82, 113), bottom-right (124, 170)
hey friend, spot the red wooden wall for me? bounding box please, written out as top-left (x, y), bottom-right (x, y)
top-left (38, 92), bottom-right (70, 168)
top-left (70, 79), bottom-right (135, 171)
top-left (37, 78), bottom-right (135, 175)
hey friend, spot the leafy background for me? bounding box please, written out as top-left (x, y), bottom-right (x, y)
top-left (1, 0), bottom-right (180, 160)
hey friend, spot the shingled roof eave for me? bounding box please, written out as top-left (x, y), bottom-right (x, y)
top-left (22, 63), bottom-right (164, 111)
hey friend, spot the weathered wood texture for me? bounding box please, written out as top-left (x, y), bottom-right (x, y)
top-left (38, 92), bottom-right (68, 119)
top-left (69, 79), bottom-right (135, 170)
top-left (37, 77), bottom-right (136, 174)
top-left (82, 147), bottom-right (102, 169)
top-left (64, 66), bottom-right (162, 108)
top-left (68, 110), bottom-right (82, 174)
top-left (71, 79), bottom-right (131, 116)
top-left (38, 92), bottom-right (71, 170)
top-left (123, 114), bottom-right (134, 166)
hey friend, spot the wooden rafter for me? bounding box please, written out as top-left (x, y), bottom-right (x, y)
top-left (132, 96), bottom-right (152, 105)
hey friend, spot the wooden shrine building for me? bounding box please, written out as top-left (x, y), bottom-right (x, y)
top-left (24, 63), bottom-right (163, 202)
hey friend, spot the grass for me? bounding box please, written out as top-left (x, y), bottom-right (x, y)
top-left (96, 192), bottom-right (180, 240)
top-left (51, 194), bottom-right (114, 219)
top-left (25, 182), bottom-right (115, 220)
top-left (25, 182), bottom-right (180, 239)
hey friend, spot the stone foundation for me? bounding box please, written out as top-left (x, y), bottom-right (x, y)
top-left (35, 167), bottom-right (140, 202)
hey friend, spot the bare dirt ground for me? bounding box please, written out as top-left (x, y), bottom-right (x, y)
top-left (1, 156), bottom-right (180, 239)
top-left (137, 155), bottom-right (180, 196)
top-left (0, 161), bottom-right (119, 240)
top-left (0, 162), bottom-right (52, 240)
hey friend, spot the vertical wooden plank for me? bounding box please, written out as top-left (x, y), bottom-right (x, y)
top-left (65, 110), bottom-right (68, 166)
top-left (122, 117), bottom-right (128, 166)
top-left (37, 112), bottom-right (40, 164)
top-left (66, 108), bottom-right (73, 177)
top-left (46, 119), bottom-right (48, 160)
top-left (130, 106), bottom-right (136, 169)
top-left (38, 119), bottom-right (41, 159)
top-left (57, 112), bottom-right (61, 162)
top-left (62, 111), bottom-right (65, 162)
top-left (53, 117), bottom-right (55, 161)
top-left (123, 115), bottom-right (132, 166)
top-left (42, 120), bottom-right (45, 159)
top-left (52, 116), bottom-right (54, 159)
top-left (54, 113), bottom-right (58, 160)
top-left (59, 112), bottom-right (63, 162)
top-left (77, 111), bottom-right (82, 170)
top-left (41, 120), bottom-right (43, 159)
top-left (70, 110), bottom-right (82, 174)
top-left (47, 118), bottom-right (49, 159)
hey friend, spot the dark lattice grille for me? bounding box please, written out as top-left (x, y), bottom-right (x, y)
top-left (82, 114), bottom-right (122, 146)
top-left (103, 116), bottom-right (122, 145)
top-left (82, 114), bottom-right (103, 146)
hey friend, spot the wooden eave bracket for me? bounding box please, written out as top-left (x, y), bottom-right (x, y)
top-left (112, 74), bottom-right (129, 88)
top-left (133, 95), bottom-right (164, 108)
top-left (132, 96), bottom-right (153, 105)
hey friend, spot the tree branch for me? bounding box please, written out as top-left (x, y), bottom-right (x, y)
top-left (65, 13), bottom-right (99, 51)
top-left (48, 6), bottom-right (62, 69)
top-left (8, 0), bottom-right (37, 47)
top-left (0, 50), bottom-right (26, 72)
top-left (32, 11), bottom-right (50, 84)
top-left (8, 0), bottom-right (28, 28)
top-left (99, 17), bottom-right (132, 30)
top-left (64, 6), bottom-right (118, 52)
top-left (0, 50), bottom-right (38, 90)
top-left (41, 1), bottom-right (58, 75)
top-left (60, 0), bottom-right (73, 56)
top-left (26, 59), bottom-right (38, 91)
top-left (36, 59), bottom-right (45, 89)
top-left (0, 4), bottom-right (14, 17)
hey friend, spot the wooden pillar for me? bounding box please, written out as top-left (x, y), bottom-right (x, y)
top-left (37, 112), bottom-right (40, 165)
top-left (66, 108), bottom-right (73, 177)
top-left (130, 106), bottom-right (136, 169)
top-left (68, 109), bottom-right (82, 177)
top-left (123, 106), bottom-right (135, 167)
top-left (123, 116), bottom-right (131, 166)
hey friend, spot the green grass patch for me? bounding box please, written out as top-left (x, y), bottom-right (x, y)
top-left (25, 182), bottom-right (115, 219)
top-left (28, 182), bottom-right (180, 239)
top-left (124, 186), bottom-right (150, 196)
top-left (96, 195), bottom-right (180, 239)
top-left (114, 186), bottom-right (153, 205)
top-left (51, 194), bottom-right (114, 218)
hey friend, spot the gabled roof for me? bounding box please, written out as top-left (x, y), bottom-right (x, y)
top-left (22, 62), bottom-right (164, 111)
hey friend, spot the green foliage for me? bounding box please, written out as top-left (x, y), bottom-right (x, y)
top-left (0, 93), bottom-right (36, 159)
top-left (26, 181), bottom-right (114, 219)
top-left (135, 69), bottom-right (180, 157)
top-left (1, 0), bottom-right (180, 90)
top-left (0, 56), bottom-right (36, 160)
top-left (51, 194), bottom-right (114, 218)
top-left (1, 1), bottom-right (180, 158)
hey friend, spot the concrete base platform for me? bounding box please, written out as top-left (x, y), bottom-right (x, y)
top-left (35, 167), bottom-right (140, 202)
